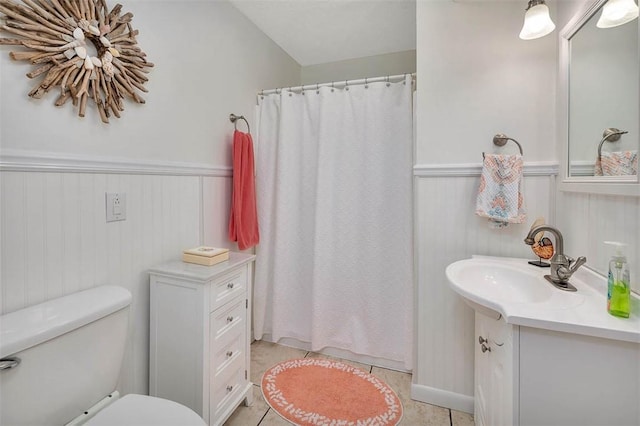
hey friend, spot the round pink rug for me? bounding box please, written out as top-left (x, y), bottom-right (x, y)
top-left (261, 358), bottom-right (403, 426)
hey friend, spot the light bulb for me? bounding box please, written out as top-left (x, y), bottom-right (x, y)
top-left (520, 2), bottom-right (556, 40)
top-left (597, 0), bottom-right (639, 28)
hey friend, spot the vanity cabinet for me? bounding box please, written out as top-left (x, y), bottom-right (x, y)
top-left (474, 311), bottom-right (639, 426)
top-left (149, 253), bottom-right (255, 426)
top-left (474, 311), bottom-right (517, 426)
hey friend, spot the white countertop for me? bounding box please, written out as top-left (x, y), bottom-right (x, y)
top-left (446, 256), bottom-right (640, 344)
top-left (149, 252), bottom-right (255, 282)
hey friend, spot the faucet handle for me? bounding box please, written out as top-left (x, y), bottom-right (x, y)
top-left (557, 256), bottom-right (587, 282)
top-left (569, 256), bottom-right (587, 273)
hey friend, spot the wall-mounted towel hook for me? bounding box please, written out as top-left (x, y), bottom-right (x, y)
top-left (229, 113), bottom-right (250, 134)
top-left (482, 133), bottom-right (524, 159)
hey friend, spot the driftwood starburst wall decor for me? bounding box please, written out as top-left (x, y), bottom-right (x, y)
top-left (0, 0), bottom-right (153, 123)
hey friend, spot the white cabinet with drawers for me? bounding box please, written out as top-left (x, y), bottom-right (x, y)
top-left (149, 253), bottom-right (255, 426)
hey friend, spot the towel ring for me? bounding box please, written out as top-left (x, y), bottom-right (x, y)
top-left (229, 113), bottom-right (250, 134)
top-left (597, 128), bottom-right (628, 160)
top-left (482, 133), bottom-right (524, 159)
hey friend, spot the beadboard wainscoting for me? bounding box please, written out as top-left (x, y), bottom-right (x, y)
top-left (557, 191), bottom-right (640, 294)
top-left (0, 154), bottom-right (234, 397)
top-left (412, 162), bottom-right (558, 413)
top-left (202, 176), bottom-right (235, 249)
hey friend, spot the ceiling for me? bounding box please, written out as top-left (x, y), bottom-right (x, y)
top-left (228, 0), bottom-right (417, 66)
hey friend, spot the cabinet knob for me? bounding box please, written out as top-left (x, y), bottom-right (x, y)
top-left (226, 385), bottom-right (234, 392)
top-left (0, 357), bottom-right (21, 371)
top-left (227, 282), bottom-right (234, 289)
top-left (227, 316), bottom-right (234, 323)
top-left (226, 351), bottom-right (233, 357)
top-left (481, 344), bottom-right (491, 353)
top-left (478, 336), bottom-right (488, 345)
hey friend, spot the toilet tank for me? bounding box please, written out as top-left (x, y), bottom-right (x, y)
top-left (0, 286), bottom-right (132, 425)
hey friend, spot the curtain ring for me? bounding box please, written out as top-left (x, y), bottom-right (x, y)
top-left (260, 89), bottom-right (264, 99)
top-left (345, 80), bottom-right (349, 91)
top-left (288, 87), bottom-right (292, 97)
top-left (364, 77), bottom-right (368, 89)
top-left (386, 75), bottom-right (390, 87)
top-left (316, 83), bottom-right (319, 94)
top-left (331, 81), bottom-right (334, 92)
top-left (403, 73), bottom-right (407, 85)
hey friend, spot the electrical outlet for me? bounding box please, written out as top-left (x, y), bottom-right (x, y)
top-left (106, 192), bottom-right (126, 222)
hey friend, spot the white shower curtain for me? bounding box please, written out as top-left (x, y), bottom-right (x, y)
top-left (253, 76), bottom-right (414, 367)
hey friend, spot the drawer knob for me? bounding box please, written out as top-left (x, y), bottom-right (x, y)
top-left (226, 385), bottom-right (233, 392)
top-left (481, 343), bottom-right (491, 353)
top-left (478, 336), bottom-right (488, 345)
top-left (227, 282), bottom-right (234, 289)
top-left (226, 351), bottom-right (233, 357)
top-left (227, 316), bottom-right (234, 323)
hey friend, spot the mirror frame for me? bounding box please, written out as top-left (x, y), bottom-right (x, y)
top-left (558, 0), bottom-right (640, 197)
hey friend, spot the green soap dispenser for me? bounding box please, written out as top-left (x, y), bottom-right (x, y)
top-left (605, 241), bottom-right (631, 318)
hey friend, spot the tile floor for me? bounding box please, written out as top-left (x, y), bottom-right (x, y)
top-left (224, 340), bottom-right (475, 426)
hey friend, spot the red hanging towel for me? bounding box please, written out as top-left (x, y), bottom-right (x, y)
top-left (228, 130), bottom-right (260, 250)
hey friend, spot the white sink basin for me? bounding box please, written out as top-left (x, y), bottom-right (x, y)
top-left (447, 258), bottom-right (552, 304)
top-left (445, 256), bottom-right (640, 344)
top-left (445, 257), bottom-right (590, 318)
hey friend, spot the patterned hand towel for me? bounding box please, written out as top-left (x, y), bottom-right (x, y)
top-left (594, 150), bottom-right (638, 176)
top-left (475, 154), bottom-right (526, 228)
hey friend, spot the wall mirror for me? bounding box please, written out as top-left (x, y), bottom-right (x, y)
top-left (560, 0), bottom-right (639, 196)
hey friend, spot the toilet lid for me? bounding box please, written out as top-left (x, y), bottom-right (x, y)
top-left (86, 394), bottom-right (206, 426)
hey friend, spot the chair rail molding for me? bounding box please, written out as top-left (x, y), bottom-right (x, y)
top-left (413, 162), bottom-right (559, 178)
top-left (0, 149), bottom-right (232, 177)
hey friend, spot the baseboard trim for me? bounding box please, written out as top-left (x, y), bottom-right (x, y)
top-left (0, 149), bottom-right (232, 177)
top-left (410, 383), bottom-right (474, 414)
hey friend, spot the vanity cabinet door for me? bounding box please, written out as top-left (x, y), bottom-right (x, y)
top-left (475, 311), bottom-right (516, 426)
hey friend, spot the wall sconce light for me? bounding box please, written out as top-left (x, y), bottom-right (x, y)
top-left (597, 0), bottom-right (639, 28)
top-left (519, 0), bottom-right (556, 40)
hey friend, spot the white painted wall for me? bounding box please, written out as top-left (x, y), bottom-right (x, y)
top-left (0, 0), bottom-right (300, 166)
top-left (0, 0), bottom-right (300, 401)
top-left (300, 50), bottom-right (416, 85)
top-left (416, 1), bottom-right (557, 165)
top-left (413, 0), bottom-right (558, 412)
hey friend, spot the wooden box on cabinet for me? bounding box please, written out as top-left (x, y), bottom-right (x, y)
top-left (149, 252), bottom-right (255, 426)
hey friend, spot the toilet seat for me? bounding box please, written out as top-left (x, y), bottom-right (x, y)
top-left (85, 394), bottom-right (206, 426)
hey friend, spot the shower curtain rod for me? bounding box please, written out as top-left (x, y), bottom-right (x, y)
top-left (258, 73), bottom-right (416, 96)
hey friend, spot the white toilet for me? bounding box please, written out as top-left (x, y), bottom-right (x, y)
top-left (0, 286), bottom-right (206, 426)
